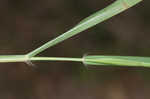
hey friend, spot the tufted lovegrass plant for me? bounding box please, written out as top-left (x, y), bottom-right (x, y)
top-left (0, 0), bottom-right (148, 68)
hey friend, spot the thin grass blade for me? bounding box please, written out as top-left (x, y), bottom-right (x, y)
top-left (27, 0), bottom-right (142, 57)
top-left (84, 55), bottom-right (150, 67)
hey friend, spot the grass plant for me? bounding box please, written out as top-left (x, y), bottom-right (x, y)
top-left (0, 0), bottom-right (147, 68)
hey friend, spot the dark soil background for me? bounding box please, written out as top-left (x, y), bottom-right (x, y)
top-left (0, 0), bottom-right (150, 99)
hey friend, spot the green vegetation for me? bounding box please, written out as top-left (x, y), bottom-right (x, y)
top-left (0, 0), bottom-right (146, 68)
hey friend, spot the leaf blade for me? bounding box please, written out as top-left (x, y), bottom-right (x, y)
top-left (84, 55), bottom-right (150, 67)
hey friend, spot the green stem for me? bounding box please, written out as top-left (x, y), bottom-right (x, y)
top-left (27, 0), bottom-right (142, 57)
top-left (0, 55), bottom-right (27, 63)
top-left (0, 55), bottom-right (83, 63)
top-left (0, 55), bottom-right (150, 68)
top-left (30, 57), bottom-right (83, 62)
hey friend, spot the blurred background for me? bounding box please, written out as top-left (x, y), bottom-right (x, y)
top-left (0, 0), bottom-right (150, 99)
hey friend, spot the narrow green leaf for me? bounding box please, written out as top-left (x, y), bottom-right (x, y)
top-left (84, 55), bottom-right (150, 67)
top-left (27, 0), bottom-right (142, 57)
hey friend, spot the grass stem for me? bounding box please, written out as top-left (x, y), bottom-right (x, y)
top-left (30, 57), bottom-right (83, 62)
